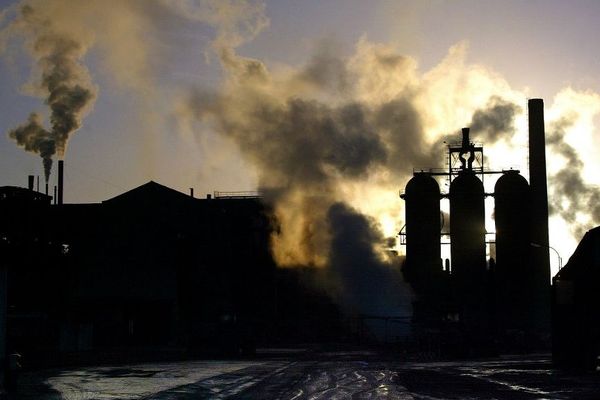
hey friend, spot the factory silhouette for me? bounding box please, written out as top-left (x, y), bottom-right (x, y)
top-left (401, 99), bottom-right (550, 356)
top-left (1, 178), bottom-right (346, 366)
top-left (401, 99), bottom-right (599, 368)
top-left (0, 98), bottom-right (598, 377)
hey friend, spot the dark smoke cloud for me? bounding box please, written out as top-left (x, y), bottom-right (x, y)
top-left (179, 23), bottom-right (532, 320)
top-left (180, 47), bottom-right (424, 317)
top-left (327, 202), bottom-right (412, 317)
top-left (547, 115), bottom-right (600, 239)
top-left (3, 4), bottom-right (97, 181)
top-left (470, 96), bottom-right (521, 143)
top-left (184, 50), bottom-right (441, 188)
top-left (176, 28), bottom-right (479, 321)
top-left (184, 90), bottom-right (393, 189)
top-left (8, 112), bottom-right (54, 178)
top-left (375, 97), bottom-right (441, 172)
top-left (181, 53), bottom-right (431, 272)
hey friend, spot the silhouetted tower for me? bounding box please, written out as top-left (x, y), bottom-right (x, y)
top-left (449, 128), bottom-right (486, 328)
top-left (450, 170), bottom-right (486, 324)
top-left (528, 98), bottom-right (551, 332)
top-left (58, 160), bottom-right (64, 205)
top-left (494, 170), bottom-right (531, 330)
top-left (403, 173), bottom-right (443, 322)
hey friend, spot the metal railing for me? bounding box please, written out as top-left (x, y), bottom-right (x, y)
top-left (213, 191), bottom-right (262, 199)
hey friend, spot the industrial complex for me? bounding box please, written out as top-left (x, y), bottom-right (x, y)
top-left (0, 98), bottom-right (598, 378)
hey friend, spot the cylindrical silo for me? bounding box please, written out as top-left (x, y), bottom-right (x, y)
top-left (403, 173), bottom-right (441, 296)
top-left (495, 170), bottom-right (531, 330)
top-left (450, 170), bottom-right (486, 324)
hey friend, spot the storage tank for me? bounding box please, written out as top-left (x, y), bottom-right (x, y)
top-left (449, 170), bottom-right (486, 323)
top-left (403, 173), bottom-right (441, 296)
top-left (494, 170), bottom-right (531, 329)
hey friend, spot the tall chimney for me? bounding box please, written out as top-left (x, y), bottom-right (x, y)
top-left (28, 175), bottom-right (34, 191)
top-left (53, 186), bottom-right (57, 205)
top-left (528, 98), bottom-right (551, 331)
top-left (58, 160), bottom-right (64, 205)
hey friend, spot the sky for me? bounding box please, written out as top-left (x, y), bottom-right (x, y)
top-left (1, 0), bottom-right (600, 279)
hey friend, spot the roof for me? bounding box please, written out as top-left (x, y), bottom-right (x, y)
top-left (102, 181), bottom-right (197, 206)
top-left (0, 186), bottom-right (52, 203)
top-left (556, 226), bottom-right (600, 281)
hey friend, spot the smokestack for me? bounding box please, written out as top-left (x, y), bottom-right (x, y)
top-left (528, 98), bottom-right (551, 331)
top-left (461, 127), bottom-right (470, 148)
top-left (58, 160), bottom-right (64, 205)
top-left (28, 175), bottom-right (34, 191)
top-left (36, 176), bottom-right (39, 192)
top-left (53, 186), bottom-right (57, 205)
top-left (45, 183), bottom-right (48, 196)
top-left (190, 188), bottom-right (194, 198)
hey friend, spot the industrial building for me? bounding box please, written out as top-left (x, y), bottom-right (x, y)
top-left (401, 99), bottom-right (552, 354)
top-left (0, 172), bottom-right (344, 366)
top-left (4, 97), bottom-right (596, 369)
top-left (553, 226), bottom-right (600, 369)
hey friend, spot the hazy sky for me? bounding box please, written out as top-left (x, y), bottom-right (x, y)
top-left (1, 0), bottom-right (600, 274)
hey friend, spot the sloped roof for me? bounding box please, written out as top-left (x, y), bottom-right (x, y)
top-left (556, 226), bottom-right (600, 281)
top-left (102, 181), bottom-right (197, 206)
top-left (0, 186), bottom-right (52, 203)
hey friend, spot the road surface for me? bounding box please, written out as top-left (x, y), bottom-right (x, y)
top-left (9, 352), bottom-right (600, 399)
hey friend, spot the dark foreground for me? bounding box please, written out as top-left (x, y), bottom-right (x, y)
top-left (8, 351), bottom-right (600, 399)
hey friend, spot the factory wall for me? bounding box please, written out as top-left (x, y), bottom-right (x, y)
top-left (552, 227), bottom-right (600, 370)
top-left (1, 181), bottom-right (345, 365)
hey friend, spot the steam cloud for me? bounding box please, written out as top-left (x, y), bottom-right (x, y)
top-left (3, 4), bottom-right (96, 181)
top-left (178, 26), bottom-right (524, 317)
top-left (547, 115), bottom-right (600, 239)
top-left (181, 53), bottom-right (432, 269)
top-left (470, 96), bottom-right (521, 142)
top-left (179, 39), bottom-right (523, 270)
top-left (328, 203), bottom-right (412, 316)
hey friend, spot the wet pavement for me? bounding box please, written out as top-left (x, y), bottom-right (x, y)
top-left (8, 352), bottom-right (600, 399)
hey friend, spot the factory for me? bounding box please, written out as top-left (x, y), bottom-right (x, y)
top-left (0, 172), bottom-right (343, 366)
top-left (3, 97), bottom-right (599, 370)
top-left (552, 226), bottom-right (600, 369)
top-left (401, 99), bottom-right (551, 354)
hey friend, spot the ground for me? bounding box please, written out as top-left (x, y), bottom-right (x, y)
top-left (8, 351), bottom-right (600, 399)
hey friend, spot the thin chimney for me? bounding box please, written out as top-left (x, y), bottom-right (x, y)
top-left (53, 186), bottom-right (57, 205)
top-left (190, 188), bottom-right (194, 198)
top-left (58, 160), bottom-right (64, 205)
top-left (28, 175), bottom-right (34, 191)
top-left (528, 98), bottom-right (551, 331)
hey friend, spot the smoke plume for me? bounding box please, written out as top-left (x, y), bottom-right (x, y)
top-left (177, 30), bottom-right (527, 318)
top-left (327, 202), bottom-right (412, 316)
top-left (470, 96), bottom-right (521, 142)
top-left (1, 0), bottom-right (271, 181)
top-left (179, 37), bottom-right (526, 269)
top-left (3, 3), bottom-right (96, 181)
top-left (547, 114), bottom-right (600, 239)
